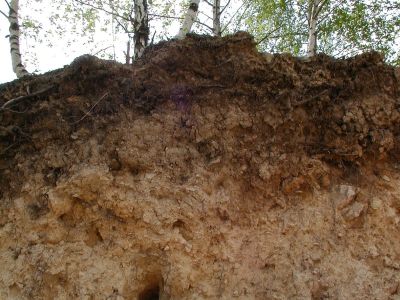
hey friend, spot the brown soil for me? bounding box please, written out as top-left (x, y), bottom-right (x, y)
top-left (1, 32), bottom-right (400, 299)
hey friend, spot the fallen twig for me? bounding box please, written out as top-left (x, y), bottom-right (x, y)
top-left (71, 92), bottom-right (109, 124)
top-left (292, 89), bottom-right (329, 107)
top-left (198, 84), bottom-right (226, 89)
top-left (0, 142), bottom-right (18, 156)
top-left (0, 85), bottom-right (55, 111)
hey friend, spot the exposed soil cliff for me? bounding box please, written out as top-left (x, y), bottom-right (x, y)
top-left (1, 32), bottom-right (400, 299)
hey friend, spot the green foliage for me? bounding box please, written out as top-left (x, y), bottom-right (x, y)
top-left (245, 0), bottom-right (305, 54)
top-left (246, 0), bottom-right (400, 65)
top-left (13, 0), bottom-right (400, 69)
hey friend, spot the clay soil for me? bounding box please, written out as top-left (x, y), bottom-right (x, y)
top-left (1, 32), bottom-right (400, 299)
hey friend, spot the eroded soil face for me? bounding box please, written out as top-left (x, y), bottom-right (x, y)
top-left (1, 32), bottom-right (400, 299)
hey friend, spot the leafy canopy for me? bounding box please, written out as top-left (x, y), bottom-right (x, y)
top-left (245, 0), bottom-right (400, 64)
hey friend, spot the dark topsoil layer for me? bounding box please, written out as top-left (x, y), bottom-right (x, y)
top-left (0, 32), bottom-right (399, 196)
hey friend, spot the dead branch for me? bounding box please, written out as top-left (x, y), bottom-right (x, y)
top-left (0, 85), bottom-right (55, 111)
top-left (149, 13), bottom-right (213, 32)
top-left (292, 89), bottom-right (329, 107)
top-left (0, 9), bottom-right (7, 18)
top-left (3, 0), bottom-right (11, 10)
top-left (92, 45), bottom-right (113, 56)
top-left (150, 30), bottom-right (156, 46)
top-left (220, 0), bottom-right (232, 14)
top-left (71, 92), bottom-right (109, 124)
top-left (73, 0), bottom-right (129, 21)
top-left (221, 0), bottom-right (249, 33)
top-left (0, 142), bottom-right (18, 155)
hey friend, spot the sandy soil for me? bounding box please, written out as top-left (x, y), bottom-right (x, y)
top-left (1, 32), bottom-right (400, 299)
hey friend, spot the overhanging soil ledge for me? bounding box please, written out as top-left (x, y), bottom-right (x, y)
top-left (1, 32), bottom-right (400, 299)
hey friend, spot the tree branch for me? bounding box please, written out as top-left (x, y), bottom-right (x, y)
top-left (71, 92), bottom-right (109, 124)
top-left (0, 9), bottom-right (7, 18)
top-left (73, 0), bottom-right (129, 21)
top-left (317, 0), bottom-right (346, 25)
top-left (149, 13), bottom-right (213, 32)
top-left (202, 0), bottom-right (213, 6)
top-left (150, 30), bottom-right (156, 46)
top-left (220, 0), bottom-right (232, 14)
top-left (3, 0), bottom-right (11, 10)
top-left (92, 45), bottom-right (113, 56)
top-left (128, 3), bottom-right (134, 22)
top-left (0, 85), bottom-right (54, 111)
top-left (148, 13), bottom-right (182, 20)
top-left (221, 0), bottom-right (249, 33)
top-left (256, 23), bottom-right (285, 45)
top-left (315, 0), bottom-right (330, 18)
top-left (221, 1), bottom-right (251, 33)
top-left (114, 17), bottom-right (133, 33)
top-left (292, 89), bottom-right (329, 107)
top-left (194, 21), bottom-right (213, 32)
top-left (199, 11), bottom-right (212, 21)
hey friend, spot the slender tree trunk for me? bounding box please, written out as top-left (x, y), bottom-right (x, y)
top-left (125, 39), bottom-right (131, 64)
top-left (176, 0), bottom-right (200, 39)
top-left (8, 0), bottom-right (28, 78)
top-left (213, 0), bottom-right (221, 36)
top-left (133, 0), bottom-right (149, 59)
top-left (307, 0), bottom-right (318, 57)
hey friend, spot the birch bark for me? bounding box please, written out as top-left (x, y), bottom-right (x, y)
top-left (213, 0), bottom-right (221, 36)
top-left (8, 0), bottom-right (28, 78)
top-left (133, 0), bottom-right (149, 59)
top-left (307, 0), bottom-right (319, 57)
top-left (176, 0), bottom-right (200, 39)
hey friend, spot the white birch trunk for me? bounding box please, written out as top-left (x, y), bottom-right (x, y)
top-left (176, 0), bottom-right (200, 39)
top-left (306, 0), bottom-right (318, 57)
top-left (134, 0), bottom-right (149, 59)
top-left (8, 0), bottom-right (28, 78)
top-left (213, 0), bottom-right (221, 36)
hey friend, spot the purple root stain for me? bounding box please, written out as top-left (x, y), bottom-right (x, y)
top-left (170, 84), bottom-right (193, 114)
top-left (170, 84), bottom-right (194, 127)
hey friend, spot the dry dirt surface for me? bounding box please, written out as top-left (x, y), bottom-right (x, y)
top-left (1, 32), bottom-right (400, 299)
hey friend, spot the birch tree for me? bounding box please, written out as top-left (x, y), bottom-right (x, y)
top-left (176, 0), bottom-right (200, 39)
top-left (1, 0), bottom-right (29, 78)
top-left (246, 0), bottom-right (400, 64)
top-left (306, 0), bottom-right (318, 56)
top-left (152, 0), bottom-right (231, 37)
top-left (73, 0), bottom-right (148, 60)
top-left (192, 0), bottom-right (236, 37)
top-left (133, 0), bottom-right (149, 58)
top-left (213, 0), bottom-right (221, 36)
